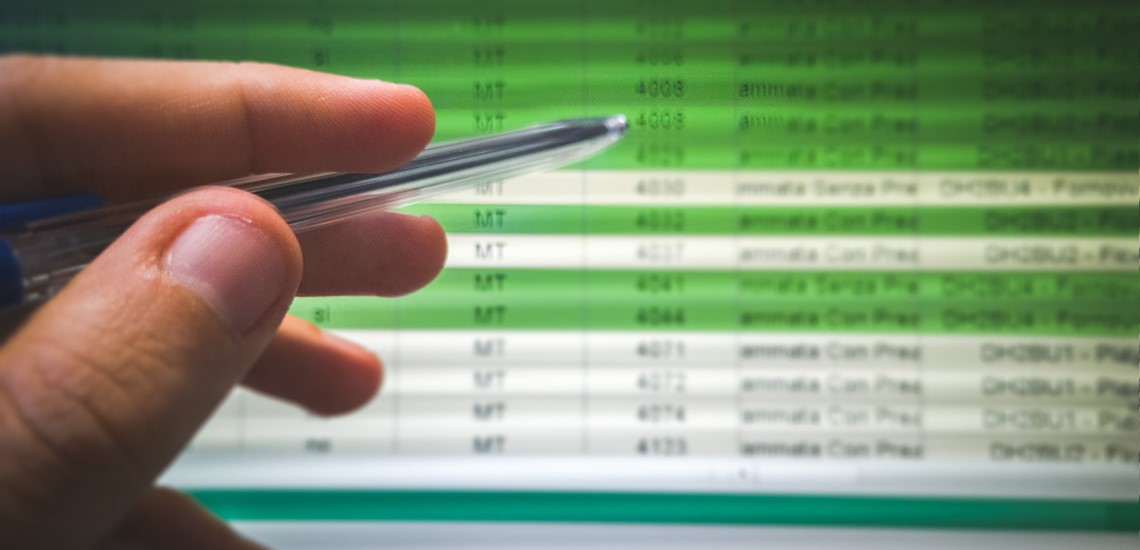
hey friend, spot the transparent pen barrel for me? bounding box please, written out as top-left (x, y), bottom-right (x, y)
top-left (2, 115), bottom-right (625, 306)
top-left (4, 221), bottom-right (131, 305)
top-left (279, 135), bottom-right (618, 232)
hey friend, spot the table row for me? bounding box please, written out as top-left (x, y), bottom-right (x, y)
top-left (318, 331), bottom-right (1139, 369)
top-left (191, 397), bottom-right (1138, 465)
top-left (421, 170), bottom-right (1138, 206)
top-left (432, 235), bottom-right (1137, 271)
top-left (402, 204), bottom-right (1135, 236)
top-left (365, 368), bottom-right (1137, 403)
top-left (373, 269), bottom-right (1140, 301)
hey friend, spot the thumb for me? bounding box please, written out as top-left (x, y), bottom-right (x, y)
top-left (0, 187), bottom-right (301, 547)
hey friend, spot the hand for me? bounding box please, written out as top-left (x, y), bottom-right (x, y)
top-left (0, 56), bottom-right (446, 549)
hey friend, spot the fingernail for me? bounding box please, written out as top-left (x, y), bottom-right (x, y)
top-left (164, 214), bottom-right (288, 333)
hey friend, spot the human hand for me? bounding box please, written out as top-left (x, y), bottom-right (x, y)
top-left (0, 56), bottom-right (446, 549)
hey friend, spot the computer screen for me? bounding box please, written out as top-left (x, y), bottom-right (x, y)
top-left (3, 0), bottom-right (1136, 546)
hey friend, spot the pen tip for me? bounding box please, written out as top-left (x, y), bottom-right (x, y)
top-left (607, 114), bottom-right (628, 136)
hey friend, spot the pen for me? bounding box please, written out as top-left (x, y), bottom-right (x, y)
top-left (0, 115), bottom-right (628, 308)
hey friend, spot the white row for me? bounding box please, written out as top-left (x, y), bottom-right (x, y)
top-left (424, 170), bottom-right (1138, 206)
top-left (336, 331), bottom-right (1139, 369)
top-left (368, 369), bottom-right (1138, 403)
top-left (189, 423), bottom-right (1137, 464)
top-left (443, 235), bottom-right (1137, 271)
top-left (207, 393), bottom-right (1136, 434)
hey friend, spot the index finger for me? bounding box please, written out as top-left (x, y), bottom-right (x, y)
top-left (0, 55), bottom-right (435, 202)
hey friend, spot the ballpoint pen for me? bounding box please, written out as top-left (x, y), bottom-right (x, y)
top-left (0, 114), bottom-right (628, 308)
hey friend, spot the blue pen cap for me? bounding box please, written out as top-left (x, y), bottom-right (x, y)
top-left (0, 239), bottom-right (23, 306)
top-left (0, 192), bottom-right (104, 231)
top-left (0, 192), bottom-right (104, 306)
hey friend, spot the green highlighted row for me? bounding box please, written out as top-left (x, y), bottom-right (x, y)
top-left (291, 298), bottom-right (1132, 336)
top-left (289, 270), bottom-right (1136, 335)
top-left (192, 489), bottom-right (1138, 532)
top-left (400, 205), bottom-right (1137, 236)
top-left (407, 269), bottom-right (1140, 302)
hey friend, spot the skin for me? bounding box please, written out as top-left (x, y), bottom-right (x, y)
top-left (0, 56), bottom-right (447, 549)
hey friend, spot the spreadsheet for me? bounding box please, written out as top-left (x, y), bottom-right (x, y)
top-left (2, 0), bottom-right (1136, 532)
